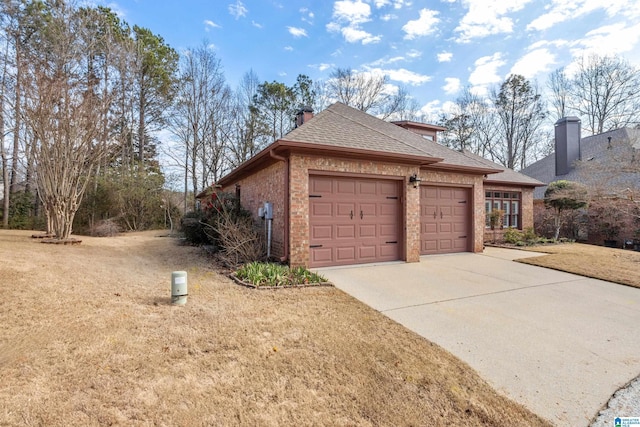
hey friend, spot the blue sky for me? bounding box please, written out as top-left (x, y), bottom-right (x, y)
top-left (100, 0), bottom-right (640, 119)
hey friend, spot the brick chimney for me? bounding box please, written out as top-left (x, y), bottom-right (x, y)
top-left (554, 117), bottom-right (581, 176)
top-left (295, 106), bottom-right (314, 128)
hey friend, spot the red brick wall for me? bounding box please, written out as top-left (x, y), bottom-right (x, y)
top-left (223, 153), bottom-right (531, 267)
top-left (222, 161), bottom-right (286, 259)
top-left (288, 156), bottom-right (487, 267)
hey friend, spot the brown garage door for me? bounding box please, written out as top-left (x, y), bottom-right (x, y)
top-left (309, 175), bottom-right (402, 268)
top-left (420, 186), bottom-right (470, 255)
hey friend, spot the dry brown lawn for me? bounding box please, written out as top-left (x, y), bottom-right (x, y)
top-left (517, 243), bottom-right (640, 288)
top-left (0, 230), bottom-right (550, 426)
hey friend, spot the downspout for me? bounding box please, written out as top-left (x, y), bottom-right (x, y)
top-left (269, 150), bottom-right (289, 263)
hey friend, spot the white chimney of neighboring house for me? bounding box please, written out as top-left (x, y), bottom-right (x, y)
top-left (554, 116), bottom-right (581, 176)
top-left (295, 107), bottom-right (314, 128)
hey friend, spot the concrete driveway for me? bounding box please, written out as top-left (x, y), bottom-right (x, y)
top-left (316, 247), bottom-right (640, 426)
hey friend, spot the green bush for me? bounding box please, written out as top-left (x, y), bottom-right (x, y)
top-left (181, 210), bottom-right (211, 245)
top-left (503, 228), bottom-right (524, 244)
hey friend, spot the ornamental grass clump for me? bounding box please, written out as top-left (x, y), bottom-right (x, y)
top-left (235, 262), bottom-right (327, 287)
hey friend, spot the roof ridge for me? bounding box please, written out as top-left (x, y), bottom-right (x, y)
top-left (325, 104), bottom-right (436, 158)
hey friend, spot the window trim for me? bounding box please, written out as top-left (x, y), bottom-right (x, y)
top-left (485, 190), bottom-right (522, 230)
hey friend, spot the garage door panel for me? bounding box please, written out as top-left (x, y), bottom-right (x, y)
top-left (336, 203), bottom-right (355, 217)
top-left (421, 185), bottom-right (470, 255)
top-left (380, 203), bottom-right (398, 216)
top-left (312, 202), bottom-right (332, 217)
top-left (359, 245), bottom-right (377, 259)
top-left (380, 224), bottom-right (398, 237)
top-left (380, 244), bottom-right (398, 257)
top-left (358, 181), bottom-right (377, 196)
top-left (311, 247), bottom-right (333, 263)
top-left (336, 225), bottom-right (356, 239)
top-left (311, 225), bottom-right (332, 240)
top-left (359, 224), bottom-right (377, 238)
top-left (336, 180), bottom-right (356, 196)
top-left (311, 176), bottom-right (333, 193)
top-left (309, 176), bottom-right (402, 267)
top-left (336, 246), bottom-right (357, 262)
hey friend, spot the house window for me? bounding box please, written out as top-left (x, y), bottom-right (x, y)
top-left (485, 191), bottom-right (521, 229)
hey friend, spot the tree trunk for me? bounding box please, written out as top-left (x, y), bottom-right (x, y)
top-left (10, 41), bottom-right (21, 195)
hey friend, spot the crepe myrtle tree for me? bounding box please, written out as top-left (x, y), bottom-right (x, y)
top-left (23, 2), bottom-right (112, 240)
top-left (544, 180), bottom-right (588, 241)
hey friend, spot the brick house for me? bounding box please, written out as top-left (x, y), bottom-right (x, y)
top-left (216, 102), bottom-right (542, 268)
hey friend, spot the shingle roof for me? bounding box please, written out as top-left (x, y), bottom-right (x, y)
top-left (283, 102), bottom-right (501, 172)
top-left (521, 127), bottom-right (640, 198)
top-left (460, 149), bottom-right (544, 187)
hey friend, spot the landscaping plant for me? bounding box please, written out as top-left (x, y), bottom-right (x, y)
top-left (235, 261), bottom-right (327, 287)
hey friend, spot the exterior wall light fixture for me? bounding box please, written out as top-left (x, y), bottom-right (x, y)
top-left (409, 173), bottom-right (422, 188)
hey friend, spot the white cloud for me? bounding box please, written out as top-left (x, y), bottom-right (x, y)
top-left (252, 20), bottom-right (263, 29)
top-left (455, 0), bottom-right (533, 43)
top-left (469, 52), bottom-right (506, 92)
top-left (419, 100), bottom-right (443, 122)
top-left (374, 0), bottom-right (390, 7)
top-left (288, 26), bottom-right (308, 37)
top-left (328, 0), bottom-right (381, 44)
top-left (443, 77), bottom-right (461, 94)
top-left (527, 0), bottom-right (638, 32)
top-left (332, 0), bottom-right (371, 25)
top-left (308, 63), bottom-right (334, 72)
top-left (366, 67), bottom-right (431, 85)
top-left (437, 51), bottom-right (453, 62)
top-left (510, 48), bottom-right (556, 78)
top-left (368, 56), bottom-right (405, 67)
top-left (393, 0), bottom-right (411, 9)
top-left (228, 0), bottom-right (248, 19)
top-left (284, 46), bottom-right (294, 51)
top-left (402, 8), bottom-right (440, 39)
top-left (381, 14), bottom-right (397, 21)
top-left (407, 49), bottom-right (422, 58)
top-left (570, 22), bottom-right (640, 60)
top-left (204, 20), bottom-right (221, 30)
top-left (341, 27), bottom-right (381, 44)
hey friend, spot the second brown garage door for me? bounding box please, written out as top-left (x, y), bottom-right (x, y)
top-left (420, 186), bottom-right (470, 255)
top-left (309, 175), bottom-right (402, 268)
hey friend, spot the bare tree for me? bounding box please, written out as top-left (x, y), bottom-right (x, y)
top-left (226, 69), bottom-right (267, 169)
top-left (567, 54), bottom-right (640, 135)
top-left (492, 74), bottom-right (546, 170)
top-left (169, 42), bottom-right (231, 210)
top-left (438, 88), bottom-right (498, 158)
top-left (547, 68), bottom-right (571, 122)
top-left (22, 2), bottom-right (110, 239)
top-left (326, 67), bottom-right (389, 114)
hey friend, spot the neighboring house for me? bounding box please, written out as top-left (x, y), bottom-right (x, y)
top-left (522, 117), bottom-right (640, 199)
top-left (216, 102), bottom-right (542, 268)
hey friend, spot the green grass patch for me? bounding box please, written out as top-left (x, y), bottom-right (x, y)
top-left (235, 262), bottom-right (328, 287)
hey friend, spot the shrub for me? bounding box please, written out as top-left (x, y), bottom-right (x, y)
top-left (503, 228), bottom-right (524, 244)
top-left (235, 262), bottom-right (327, 287)
top-left (181, 211), bottom-right (211, 245)
top-left (204, 206), bottom-right (265, 267)
top-left (91, 219), bottom-right (120, 237)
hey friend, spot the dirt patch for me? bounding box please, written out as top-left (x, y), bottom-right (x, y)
top-left (516, 243), bottom-right (640, 288)
top-left (0, 230), bottom-right (550, 426)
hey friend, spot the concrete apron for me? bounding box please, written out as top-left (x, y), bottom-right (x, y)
top-left (317, 247), bottom-right (640, 426)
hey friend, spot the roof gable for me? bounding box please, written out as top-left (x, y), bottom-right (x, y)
top-left (217, 102), bottom-right (502, 186)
